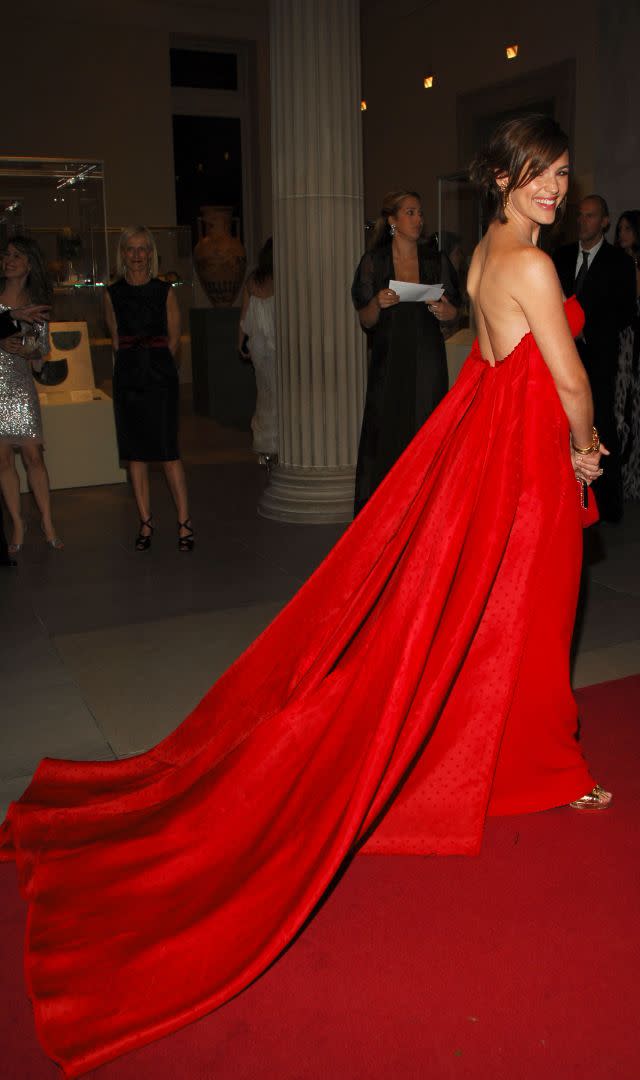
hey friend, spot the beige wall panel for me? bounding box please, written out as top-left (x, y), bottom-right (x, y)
top-left (360, 0), bottom-right (597, 226)
top-left (6, 22), bottom-right (175, 226)
top-left (7, 1), bottom-right (271, 233)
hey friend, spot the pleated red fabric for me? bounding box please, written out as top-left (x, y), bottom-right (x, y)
top-left (1, 298), bottom-right (595, 1077)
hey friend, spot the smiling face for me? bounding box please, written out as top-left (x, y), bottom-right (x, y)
top-left (2, 242), bottom-right (30, 280)
top-left (503, 152), bottom-right (570, 229)
top-left (122, 234), bottom-right (152, 277)
top-left (389, 196), bottom-right (424, 242)
top-left (577, 198), bottom-right (609, 249)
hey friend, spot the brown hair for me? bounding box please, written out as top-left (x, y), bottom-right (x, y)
top-left (615, 209), bottom-right (640, 254)
top-left (251, 235), bottom-right (273, 286)
top-left (0, 234), bottom-right (53, 305)
top-left (469, 114), bottom-right (569, 224)
top-left (368, 189), bottom-right (422, 249)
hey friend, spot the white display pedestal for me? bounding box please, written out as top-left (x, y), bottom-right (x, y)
top-left (17, 321), bottom-right (125, 492)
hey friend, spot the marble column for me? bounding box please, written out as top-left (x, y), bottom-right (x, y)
top-left (259, 0), bottom-right (367, 523)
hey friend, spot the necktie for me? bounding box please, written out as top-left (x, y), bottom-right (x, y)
top-left (574, 250), bottom-right (590, 296)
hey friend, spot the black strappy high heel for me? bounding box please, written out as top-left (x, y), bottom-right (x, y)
top-left (135, 516), bottom-right (154, 551)
top-left (177, 518), bottom-right (194, 552)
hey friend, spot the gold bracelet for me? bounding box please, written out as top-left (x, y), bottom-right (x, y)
top-left (572, 427), bottom-right (600, 455)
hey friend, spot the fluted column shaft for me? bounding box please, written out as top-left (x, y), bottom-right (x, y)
top-left (259, 0), bottom-right (366, 523)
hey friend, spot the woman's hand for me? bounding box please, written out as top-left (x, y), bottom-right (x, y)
top-left (571, 442), bottom-right (609, 484)
top-left (10, 304), bottom-right (50, 324)
top-left (427, 295), bottom-right (457, 322)
top-left (2, 333), bottom-right (35, 358)
top-left (377, 287), bottom-right (400, 309)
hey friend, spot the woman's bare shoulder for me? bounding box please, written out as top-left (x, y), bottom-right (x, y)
top-left (505, 247), bottom-right (562, 306)
top-left (509, 244), bottom-right (554, 273)
top-left (483, 244), bottom-right (557, 296)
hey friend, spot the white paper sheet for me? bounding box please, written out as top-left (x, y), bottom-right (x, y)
top-left (389, 280), bottom-right (445, 303)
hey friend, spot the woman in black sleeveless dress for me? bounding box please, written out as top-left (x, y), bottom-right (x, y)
top-left (352, 191), bottom-right (460, 514)
top-left (105, 227), bottom-right (193, 551)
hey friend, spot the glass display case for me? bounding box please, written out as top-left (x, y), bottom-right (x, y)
top-left (0, 156), bottom-right (108, 337)
top-left (0, 162), bottom-right (194, 385)
top-left (437, 171), bottom-right (484, 332)
top-left (0, 158), bottom-right (107, 265)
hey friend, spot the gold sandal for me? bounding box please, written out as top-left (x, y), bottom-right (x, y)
top-left (569, 784), bottom-right (613, 811)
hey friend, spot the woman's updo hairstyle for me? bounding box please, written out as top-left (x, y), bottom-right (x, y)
top-left (470, 114), bottom-right (569, 224)
top-left (368, 189), bottom-right (422, 249)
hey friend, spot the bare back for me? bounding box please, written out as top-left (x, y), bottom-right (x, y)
top-left (464, 221), bottom-right (595, 454)
top-left (467, 224), bottom-right (547, 366)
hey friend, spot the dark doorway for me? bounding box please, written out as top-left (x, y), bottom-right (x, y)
top-left (172, 115), bottom-right (243, 247)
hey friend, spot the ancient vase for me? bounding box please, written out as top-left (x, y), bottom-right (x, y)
top-left (193, 205), bottom-right (247, 306)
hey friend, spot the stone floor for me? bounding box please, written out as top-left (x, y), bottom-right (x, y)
top-left (1, 409), bottom-right (639, 818)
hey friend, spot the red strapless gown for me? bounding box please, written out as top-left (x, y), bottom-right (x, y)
top-left (1, 298), bottom-right (595, 1077)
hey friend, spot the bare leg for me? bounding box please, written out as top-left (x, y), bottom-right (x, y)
top-left (0, 443), bottom-right (24, 548)
top-left (20, 443), bottom-right (61, 543)
top-left (129, 461), bottom-right (152, 537)
top-left (162, 459), bottom-right (190, 532)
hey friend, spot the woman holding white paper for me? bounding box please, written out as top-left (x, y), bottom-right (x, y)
top-left (352, 190), bottom-right (460, 513)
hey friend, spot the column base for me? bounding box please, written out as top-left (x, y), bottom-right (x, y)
top-left (258, 463), bottom-right (356, 524)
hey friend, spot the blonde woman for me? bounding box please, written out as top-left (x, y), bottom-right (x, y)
top-left (104, 226), bottom-right (193, 551)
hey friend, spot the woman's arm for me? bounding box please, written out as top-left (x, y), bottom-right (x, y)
top-left (511, 248), bottom-right (605, 480)
top-left (358, 290), bottom-right (398, 329)
top-left (166, 287), bottom-right (181, 357)
top-left (1, 318), bottom-right (49, 368)
top-left (352, 251), bottom-right (398, 329)
top-left (29, 318), bottom-right (50, 372)
top-left (0, 305), bottom-right (51, 339)
top-left (104, 290), bottom-right (119, 351)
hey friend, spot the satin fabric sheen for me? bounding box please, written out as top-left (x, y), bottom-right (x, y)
top-left (1, 298), bottom-right (595, 1077)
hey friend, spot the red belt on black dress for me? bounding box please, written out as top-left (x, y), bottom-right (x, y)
top-left (118, 335), bottom-right (169, 350)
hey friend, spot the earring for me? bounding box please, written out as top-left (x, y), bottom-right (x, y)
top-left (502, 189), bottom-right (509, 212)
top-left (389, 223), bottom-right (396, 237)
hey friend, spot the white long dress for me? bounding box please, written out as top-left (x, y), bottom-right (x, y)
top-left (240, 293), bottom-right (278, 456)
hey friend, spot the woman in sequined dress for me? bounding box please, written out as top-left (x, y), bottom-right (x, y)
top-left (0, 236), bottom-right (63, 553)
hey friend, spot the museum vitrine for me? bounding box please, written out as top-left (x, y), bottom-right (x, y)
top-left (0, 156), bottom-right (109, 335)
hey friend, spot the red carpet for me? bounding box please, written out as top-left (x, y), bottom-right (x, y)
top-left (2, 674), bottom-right (639, 1079)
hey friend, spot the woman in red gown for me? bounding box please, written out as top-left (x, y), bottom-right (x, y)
top-left (0, 115), bottom-right (611, 1077)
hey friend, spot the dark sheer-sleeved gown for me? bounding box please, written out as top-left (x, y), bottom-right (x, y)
top-left (1, 298), bottom-right (596, 1078)
top-left (352, 243), bottom-right (460, 513)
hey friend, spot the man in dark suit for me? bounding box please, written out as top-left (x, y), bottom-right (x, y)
top-left (0, 303), bottom-right (50, 565)
top-left (553, 195), bottom-right (636, 522)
